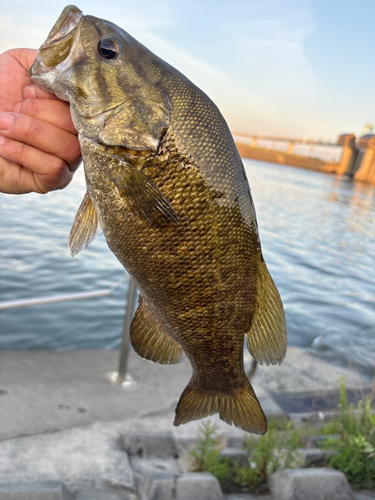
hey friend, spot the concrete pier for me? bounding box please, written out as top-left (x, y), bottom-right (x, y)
top-left (337, 134), bottom-right (357, 175)
top-left (287, 141), bottom-right (294, 155)
top-left (354, 136), bottom-right (375, 183)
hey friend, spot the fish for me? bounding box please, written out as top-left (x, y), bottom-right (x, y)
top-left (30, 5), bottom-right (287, 434)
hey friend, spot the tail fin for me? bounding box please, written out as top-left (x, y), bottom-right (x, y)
top-left (174, 378), bottom-right (267, 434)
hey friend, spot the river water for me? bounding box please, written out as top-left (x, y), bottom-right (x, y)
top-left (1, 160), bottom-right (374, 376)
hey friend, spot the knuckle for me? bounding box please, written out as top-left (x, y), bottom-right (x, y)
top-left (50, 156), bottom-right (67, 175)
top-left (24, 117), bottom-right (43, 140)
top-left (45, 158), bottom-right (72, 191)
top-left (6, 139), bottom-right (29, 158)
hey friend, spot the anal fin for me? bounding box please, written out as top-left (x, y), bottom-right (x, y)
top-left (246, 260), bottom-right (287, 366)
top-left (174, 378), bottom-right (267, 435)
top-left (131, 296), bottom-right (185, 365)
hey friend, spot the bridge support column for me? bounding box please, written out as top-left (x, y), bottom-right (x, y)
top-left (337, 134), bottom-right (357, 175)
top-left (287, 141), bottom-right (294, 155)
top-left (354, 137), bottom-right (375, 184)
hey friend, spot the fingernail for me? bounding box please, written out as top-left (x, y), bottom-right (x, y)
top-left (0, 113), bottom-right (15, 131)
top-left (0, 135), bottom-right (5, 146)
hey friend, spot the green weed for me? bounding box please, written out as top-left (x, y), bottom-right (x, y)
top-left (188, 420), bottom-right (230, 482)
top-left (188, 419), bottom-right (301, 493)
top-left (320, 377), bottom-right (375, 489)
top-left (188, 378), bottom-right (375, 493)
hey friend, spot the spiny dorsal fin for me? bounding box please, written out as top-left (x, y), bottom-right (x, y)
top-left (174, 377), bottom-right (267, 435)
top-left (68, 191), bottom-right (101, 257)
top-left (131, 296), bottom-right (185, 365)
top-left (246, 259), bottom-right (287, 366)
top-left (111, 162), bottom-right (179, 228)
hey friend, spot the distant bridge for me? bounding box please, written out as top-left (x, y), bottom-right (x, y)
top-left (233, 133), bottom-right (337, 147)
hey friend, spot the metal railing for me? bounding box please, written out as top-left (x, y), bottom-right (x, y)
top-left (0, 275), bottom-right (137, 386)
top-left (1, 279), bottom-right (258, 384)
top-left (117, 279), bottom-right (137, 383)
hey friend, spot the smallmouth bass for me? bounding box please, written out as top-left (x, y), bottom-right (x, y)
top-left (30, 5), bottom-right (287, 433)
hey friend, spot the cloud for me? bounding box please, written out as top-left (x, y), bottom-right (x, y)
top-left (0, 0), bottom-right (344, 139)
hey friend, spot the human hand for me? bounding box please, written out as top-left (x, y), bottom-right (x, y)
top-left (0, 48), bottom-right (81, 194)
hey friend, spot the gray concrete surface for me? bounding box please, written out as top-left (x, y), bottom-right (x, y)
top-left (0, 420), bottom-right (135, 495)
top-left (0, 349), bottom-right (191, 440)
top-left (0, 482), bottom-right (74, 500)
top-left (1, 347), bottom-right (370, 441)
top-left (0, 346), bottom-right (373, 499)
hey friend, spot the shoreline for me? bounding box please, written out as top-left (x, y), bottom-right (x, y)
top-left (236, 140), bottom-right (375, 185)
top-left (236, 142), bottom-right (337, 172)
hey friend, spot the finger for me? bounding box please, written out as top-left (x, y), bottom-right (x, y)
top-left (23, 85), bottom-right (61, 101)
top-left (0, 135), bottom-right (73, 193)
top-left (6, 48), bottom-right (37, 73)
top-left (12, 98), bottom-right (77, 135)
top-left (0, 112), bottom-right (81, 171)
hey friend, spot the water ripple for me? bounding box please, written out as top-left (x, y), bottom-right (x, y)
top-left (0, 161), bottom-right (374, 375)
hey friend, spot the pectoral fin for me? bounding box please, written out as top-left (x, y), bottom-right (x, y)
top-left (112, 163), bottom-right (179, 227)
top-left (131, 296), bottom-right (185, 365)
top-left (68, 191), bottom-right (101, 257)
top-left (246, 260), bottom-right (287, 365)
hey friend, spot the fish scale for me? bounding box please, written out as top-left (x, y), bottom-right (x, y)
top-left (30, 5), bottom-right (287, 434)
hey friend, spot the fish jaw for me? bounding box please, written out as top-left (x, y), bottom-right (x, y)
top-left (29, 6), bottom-right (84, 101)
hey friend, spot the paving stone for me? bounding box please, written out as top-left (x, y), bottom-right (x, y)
top-left (304, 434), bottom-right (340, 447)
top-left (296, 448), bottom-right (334, 467)
top-left (220, 447), bottom-right (248, 465)
top-left (226, 494), bottom-right (272, 500)
top-left (130, 457), bottom-right (182, 478)
top-left (75, 491), bottom-right (137, 500)
top-left (122, 432), bottom-right (179, 458)
top-left (260, 396), bottom-right (288, 423)
top-left (354, 492), bottom-right (375, 500)
top-left (290, 410), bottom-right (339, 427)
top-left (0, 423), bottom-right (135, 493)
top-left (138, 472), bottom-right (223, 500)
top-left (176, 473), bottom-right (224, 500)
top-left (270, 468), bottom-right (355, 500)
top-left (0, 482), bottom-right (73, 499)
top-left (225, 435), bottom-right (246, 448)
top-left (175, 436), bottom-right (198, 453)
top-left (137, 475), bottom-right (177, 500)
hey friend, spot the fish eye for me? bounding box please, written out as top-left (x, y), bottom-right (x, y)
top-left (97, 37), bottom-right (119, 60)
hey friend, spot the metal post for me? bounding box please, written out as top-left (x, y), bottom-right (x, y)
top-left (117, 278), bottom-right (137, 384)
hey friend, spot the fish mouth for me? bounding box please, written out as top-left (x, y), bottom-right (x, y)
top-left (29, 5), bottom-right (83, 76)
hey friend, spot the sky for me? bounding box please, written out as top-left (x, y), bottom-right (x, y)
top-left (0, 0), bottom-right (374, 141)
